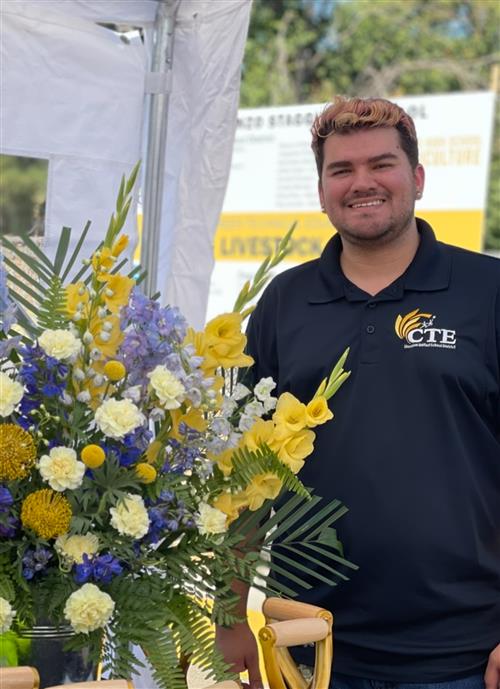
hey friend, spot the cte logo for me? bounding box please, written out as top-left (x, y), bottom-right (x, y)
top-left (395, 309), bottom-right (457, 349)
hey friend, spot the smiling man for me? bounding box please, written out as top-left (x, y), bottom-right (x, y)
top-left (216, 97), bottom-right (500, 689)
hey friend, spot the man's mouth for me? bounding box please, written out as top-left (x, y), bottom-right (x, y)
top-left (348, 199), bottom-right (386, 209)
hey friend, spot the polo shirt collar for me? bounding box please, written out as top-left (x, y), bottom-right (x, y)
top-left (308, 217), bottom-right (451, 304)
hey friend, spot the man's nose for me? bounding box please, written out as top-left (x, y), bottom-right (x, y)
top-left (350, 167), bottom-right (377, 192)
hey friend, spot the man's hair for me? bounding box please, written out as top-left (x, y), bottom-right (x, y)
top-left (311, 96), bottom-right (419, 176)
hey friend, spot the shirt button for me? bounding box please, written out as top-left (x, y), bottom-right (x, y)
top-left (367, 302), bottom-right (377, 309)
top-left (366, 325), bottom-right (375, 334)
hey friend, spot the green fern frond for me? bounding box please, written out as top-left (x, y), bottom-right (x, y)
top-left (37, 275), bottom-right (71, 330)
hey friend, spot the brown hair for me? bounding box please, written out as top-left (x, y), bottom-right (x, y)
top-left (311, 96), bottom-right (419, 176)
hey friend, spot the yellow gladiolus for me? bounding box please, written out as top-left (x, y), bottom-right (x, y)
top-left (245, 473), bottom-right (282, 511)
top-left (213, 492), bottom-right (249, 524)
top-left (272, 392), bottom-right (307, 436)
top-left (305, 396), bottom-right (333, 428)
top-left (92, 247), bottom-right (115, 274)
top-left (241, 419), bottom-right (275, 452)
top-left (111, 234), bottom-right (129, 257)
top-left (204, 312), bottom-right (254, 369)
top-left (81, 445), bottom-right (106, 469)
top-left (210, 448), bottom-right (234, 477)
top-left (277, 429), bottom-right (315, 473)
top-left (66, 283), bottom-right (90, 318)
top-left (103, 360), bottom-right (126, 382)
top-left (135, 463), bottom-right (157, 484)
top-left (88, 314), bottom-right (123, 359)
top-left (98, 274), bottom-right (135, 315)
top-left (145, 440), bottom-right (163, 464)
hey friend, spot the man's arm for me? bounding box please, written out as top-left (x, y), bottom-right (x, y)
top-left (215, 578), bottom-right (263, 689)
top-left (485, 643), bottom-right (500, 689)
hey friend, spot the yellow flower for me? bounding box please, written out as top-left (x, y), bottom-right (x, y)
top-left (209, 448), bottom-right (234, 477)
top-left (135, 462), bottom-right (157, 483)
top-left (272, 393), bottom-right (307, 437)
top-left (170, 408), bottom-right (208, 441)
top-left (88, 314), bottom-right (123, 359)
top-left (38, 329), bottom-right (81, 361)
top-left (81, 444), bottom-right (106, 468)
top-left (21, 489), bottom-right (72, 539)
top-left (55, 533), bottom-right (100, 565)
top-left (195, 503), bottom-right (227, 536)
top-left (277, 429), bottom-right (315, 474)
top-left (0, 424), bottom-right (36, 480)
top-left (305, 396), bottom-right (333, 428)
top-left (109, 493), bottom-right (149, 539)
top-left (245, 473), bottom-right (283, 511)
top-left (213, 492), bottom-right (249, 524)
top-left (241, 419), bottom-right (275, 452)
top-left (204, 313), bottom-right (254, 369)
top-left (91, 247), bottom-right (115, 274)
top-left (98, 274), bottom-right (135, 314)
top-left (103, 360), bottom-right (126, 382)
top-left (111, 234), bottom-right (129, 257)
top-left (66, 283), bottom-right (90, 318)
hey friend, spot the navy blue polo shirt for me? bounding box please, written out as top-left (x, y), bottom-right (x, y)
top-left (246, 219), bottom-right (500, 681)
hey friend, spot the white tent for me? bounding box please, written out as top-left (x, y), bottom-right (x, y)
top-left (1, 0), bottom-right (252, 328)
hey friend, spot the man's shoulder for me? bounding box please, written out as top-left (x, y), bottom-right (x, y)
top-left (267, 257), bottom-right (321, 291)
top-left (441, 241), bottom-right (500, 281)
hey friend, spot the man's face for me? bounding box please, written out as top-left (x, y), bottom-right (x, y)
top-left (318, 127), bottom-right (425, 247)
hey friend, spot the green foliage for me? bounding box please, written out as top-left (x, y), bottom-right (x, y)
top-left (0, 155), bottom-right (47, 237)
top-left (485, 100), bottom-right (500, 251)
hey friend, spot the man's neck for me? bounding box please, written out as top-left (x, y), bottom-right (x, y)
top-left (339, 224), bottom-right (420, 296)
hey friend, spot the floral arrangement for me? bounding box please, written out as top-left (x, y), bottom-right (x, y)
top-left (0, 167), bottom-right (352, 688)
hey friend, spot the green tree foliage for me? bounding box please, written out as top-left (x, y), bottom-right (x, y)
top-left (0, 155), bottom-right (47, 237)
top-left (241, 0), bottom-right (500, 249)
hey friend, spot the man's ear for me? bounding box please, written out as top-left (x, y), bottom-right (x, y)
top-left (414, 164), bottom-right (425, 197)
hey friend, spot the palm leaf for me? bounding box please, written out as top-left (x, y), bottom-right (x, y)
top-left (60, 220), bottom-right (91, 281)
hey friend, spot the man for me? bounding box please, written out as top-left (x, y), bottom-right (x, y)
top-left (216, 97), bottom-right (500, 689)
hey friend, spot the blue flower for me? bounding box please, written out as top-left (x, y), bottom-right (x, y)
top-left (74, 553), bottom-right (123, 584)
top-left (22, 546), bottom-right (52, 580)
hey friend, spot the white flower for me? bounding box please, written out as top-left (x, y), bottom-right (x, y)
top-left (76, 391), bottom-right (91, 403)
top-left (147, 365), bottom-right (185, 409)
top-left (0, 597), bottom-right (15, 633)
top-left (94, 398), bottom-right (145, 439)
top-left (254, 377), bottom-right (277, 401)
top-left (123, 385), bottom-right (142, 403)
top-left (64, 583), bottom-right (115, 634)
top-left (55, 533), bottom-right (100, 565)
top-left (0, 371), bottom-right (24, 416)
top-left (238, 414), bottom-right (255, 432)
top-left (210, 417), bottom-right (231, 436)
top-left (38, 329), bottom-right (81, 361)
top-left (264, 396), bottom-right (277, 412)
top-left (110, 493), bottom-right (150, 539)
top-left (196, 503), bottom-right (227, 536)
top-left (221, 398), bottom-right (237, 417)
top-left (232, 383), bottom-right (250, 401)
top-left (38, 447), bottom-right (85, 492)
top-left (243, 400), bottom-right (265, 419)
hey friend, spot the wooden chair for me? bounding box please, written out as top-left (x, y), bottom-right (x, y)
top-left (258, 598), bottom-right (333, 689)
top-left (0, 667), bottom-right (40, 689)
top-left (46, 682), bottom-right (133, 689)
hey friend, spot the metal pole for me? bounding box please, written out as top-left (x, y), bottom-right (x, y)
top-left (141, 0), bottom-right (179, 297)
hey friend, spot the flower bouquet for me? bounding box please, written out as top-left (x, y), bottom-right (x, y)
top-left (0, 166), bottom-right (353, 688)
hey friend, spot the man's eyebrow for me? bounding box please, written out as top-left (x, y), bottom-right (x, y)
top-left (325, 152), bottom-right (399, 171)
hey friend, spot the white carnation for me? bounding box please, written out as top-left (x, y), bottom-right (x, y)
top-left (38, 329), bottom-right (81, 361)
top-left (254, 377), bottom-right (277, 401)
top-left (0, 597), bottom-right (15, 633)
top-left (147, 365), bottom-right (185, 409)
top-left (196, 503), bottom-right (227, 536)
top-left (110, 493), bottom-right (150, 539)
top-left (55, 533), bottom-right (100, 565)
top-left (94, 398), bottom-right (145, 439)
top-left (64, 583), bottom-right (114, 634)
top-left (0, 371), bottom-right (24, 417)
top-left (38, 446), bottom-right (85, 492)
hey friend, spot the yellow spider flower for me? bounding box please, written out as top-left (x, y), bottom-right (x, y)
top-left (0, 424), bottom-right (37, 480)
top-left (21, 489), bottom-right (72, 539)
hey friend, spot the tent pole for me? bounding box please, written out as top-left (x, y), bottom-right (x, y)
top-left (141, 0), bottom-right (179, 297)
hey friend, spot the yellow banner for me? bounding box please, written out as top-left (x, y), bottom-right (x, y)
top-left (214, 210), bottom-right (484, 262)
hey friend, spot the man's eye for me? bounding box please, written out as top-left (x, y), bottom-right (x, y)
top-left (374, 163), bottom-right (392, 169)
top-left (331, 169), bottom-right (350, 176)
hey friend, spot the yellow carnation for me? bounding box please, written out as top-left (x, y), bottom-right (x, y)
top-left (38, 329), bottom-right (81, 361)
top-left (0, 372), bottom-right (24, 417)
top-left (0, 597), bottom-right (15, 633)
top-left (135, 462), bottom-right (157, 483)
top-left (55, 533), bottom-right (100, 565)
top-left (245, 473), bottom-right (282, 511)
top-left (196, 502), bottom-right (227, 536)
top-left (204, 312), bottom-right (254, 369)
top-left (109, 493), bottom-right (149, 539)
top-left (94, 397), bottom-right (145, 439)
top-left (81, 444), bottom-right (106, 468)
top-left (277, 429), bottom-right (315, 473)
top-left (305, 396), bottom-right (334, 428)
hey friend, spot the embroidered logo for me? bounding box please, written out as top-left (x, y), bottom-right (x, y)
top-left (395, 309), bottom-right (456, 349)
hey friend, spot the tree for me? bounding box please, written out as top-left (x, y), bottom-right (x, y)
top-left (240, 0), bottom-right (500, 249)
top-left (0, 155), bottom-right (47, 237)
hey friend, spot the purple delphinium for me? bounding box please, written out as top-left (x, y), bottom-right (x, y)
top-left (145, 490), bottom-right (191, 544)
top-left (0, 486), bottom-right (17, 537)
top-left (74, 553), bottom-right (123, 584)
top-left (118, 289), bottom-right (187, 387)
top-left (106, 425), bottom-right (153, 467)
top-left (22, 546), bottom-right (53, 580)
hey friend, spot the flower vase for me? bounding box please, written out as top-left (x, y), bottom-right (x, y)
top-left (2, 624), bottom-right (96, 687)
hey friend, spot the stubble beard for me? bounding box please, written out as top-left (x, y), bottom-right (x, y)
top-left (334, 203), bottom-right (416, 249)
